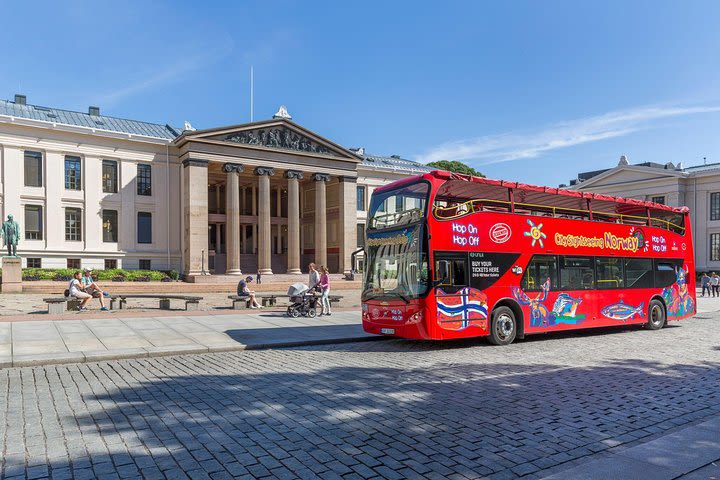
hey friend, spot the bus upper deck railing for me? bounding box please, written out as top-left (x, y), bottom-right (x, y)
top-left (432, 198), bottom-right (686, 235)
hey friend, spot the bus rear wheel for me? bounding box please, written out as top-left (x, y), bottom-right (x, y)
top-left (488, 306), bottom-right (517, 346)
top-left (646, 299), bottom-right (666, 330)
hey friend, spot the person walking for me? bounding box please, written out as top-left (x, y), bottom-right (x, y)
top-left (81, 268), bottom-right (109, 310)
top-left (701, 273), bottom-right (711, 297)
top-left (308, 263), bottom-right (320, 292)
top-left (68, 271), bottom-right (92, 311)
top-left (318, 265), bottom-right (331, 316)
top-left (712, 272), bottom-right (720, 298)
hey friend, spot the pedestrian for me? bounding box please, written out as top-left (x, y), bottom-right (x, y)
top-left (237, 276), bottom-right (262, 308)
top-left (67, 271), bottom-right (92, 311)
top-left (308, 263), bottom-right (320, 292)
top-left (701, 272), bottom-right (710, 297)
top-left (712, 272), bottom-right (720, 297)
top-left (82, 268), bottom-right (109, 311)
top-left (318, 265), bottom-right (331, 316)
top-left (256, 272), bottom-right (262, 284)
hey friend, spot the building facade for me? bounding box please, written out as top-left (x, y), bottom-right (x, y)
top-left (0, 95), bottom-right (430, 277)
top-left (568, 156), bottom-right (720, 272)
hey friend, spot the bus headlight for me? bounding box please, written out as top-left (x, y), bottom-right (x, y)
top-left (407, 311), bottom-right (423, 324)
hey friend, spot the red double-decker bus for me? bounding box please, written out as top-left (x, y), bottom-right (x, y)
top-left (361, 170), bottom-right (696, 345)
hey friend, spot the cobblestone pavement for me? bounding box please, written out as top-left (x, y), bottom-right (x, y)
top-left (1, 314), bottom-right (719, 479)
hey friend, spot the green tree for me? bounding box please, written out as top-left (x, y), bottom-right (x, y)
top-left (426, 160), bottom-right (484, 177)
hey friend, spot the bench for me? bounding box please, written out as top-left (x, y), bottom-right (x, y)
top-left (43, 297), bottom-right (82, 314)
top-left (109, 294), bottom-right (203, 311)
top-left (227, 294), bottom-right (344, 310)
top-left (227, 294), bottom-right (283, 309)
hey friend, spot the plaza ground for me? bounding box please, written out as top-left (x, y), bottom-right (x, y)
top-left (0, 297), bottom-right (719, 478)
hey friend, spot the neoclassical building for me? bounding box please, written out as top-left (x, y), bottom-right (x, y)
top-left (567, 156), bottom-right (720, 272)
top-left (0, 95), bottom-right (430, 278)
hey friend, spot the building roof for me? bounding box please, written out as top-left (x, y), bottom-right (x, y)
top-left (355, 151), bottom-right (433, 173)
top-left (0, 97), bottom-right (180, 140)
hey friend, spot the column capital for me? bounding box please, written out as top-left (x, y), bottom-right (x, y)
top-left (338, 176), bottom-right (357, 183)
top-left (223, 162), bottom-right (245, 173)
top-left (254, 166), bottom-right (275, 176)
top-left (182, 158), bottom-right (209, 168)
top-left (312, 173), bottom-right (331, 182)
top-left (284, 170), bottom-right (304, 180)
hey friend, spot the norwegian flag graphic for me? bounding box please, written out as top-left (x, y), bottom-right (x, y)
top-left (437, 287), bottom-right (488, 331)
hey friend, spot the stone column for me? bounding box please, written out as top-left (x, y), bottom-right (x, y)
top-left (224, 163), bottom-right (244, 275)
top-left (182, 159), bottom-right (209, 276)
top-left (338, 176), bottom-right (358, 276)
top-left (285, 170), bottom-right (303, 274)
top-left (256, 167), bottom-right (274, 275)
top-left (313, 173), bottom-right (330, 269)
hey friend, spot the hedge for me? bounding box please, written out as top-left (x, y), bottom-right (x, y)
top-left (17, 268), bottom-right (180, 282)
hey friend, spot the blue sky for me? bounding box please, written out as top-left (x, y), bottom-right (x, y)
top-left (2, 0), bottom-right (720, 186)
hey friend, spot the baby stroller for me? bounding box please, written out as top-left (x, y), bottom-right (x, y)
top-left (286, 283), bottom-right (318, 317)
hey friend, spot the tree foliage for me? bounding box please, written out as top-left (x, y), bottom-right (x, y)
top-left (426, 160), bottom-right (484, 177)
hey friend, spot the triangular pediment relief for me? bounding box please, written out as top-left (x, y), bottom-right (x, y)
top-left (180, 119), bottom-right (359, 161)
top-left (576, 166), bottom-right (684, 189)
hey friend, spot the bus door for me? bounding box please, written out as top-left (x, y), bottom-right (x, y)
top-left (434, 252), bottom-right (469, 294)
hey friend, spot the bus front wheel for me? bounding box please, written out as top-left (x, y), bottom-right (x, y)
top-left (646, 299), bottom-right (666, 330)
top-left (488, 306), bottom-right (517, 346)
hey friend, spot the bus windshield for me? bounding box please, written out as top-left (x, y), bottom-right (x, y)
top-left (362, 224), bottom-right (429, 301)
top-left (368, 182), bottom-right (429, 230)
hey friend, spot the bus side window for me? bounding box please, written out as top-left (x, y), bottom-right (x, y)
top-left (596, 257), bottom-right (624, 289)
top-left (560, 256), bottom-right (595, 290)
top-left (434, 257), bottom-right (468, 293)
top-left (625, 258), bottom-right (653, 288)
top-left (522, 255), bottom-right (558, 291)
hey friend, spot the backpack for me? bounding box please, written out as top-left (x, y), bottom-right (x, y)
top-left (63, 289), bottom-right (70, 298)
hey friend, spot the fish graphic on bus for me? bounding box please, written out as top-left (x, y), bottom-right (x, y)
top-left (601, 300), bottom-right (645, 322)
top-left (436, 287), bottom-right (488, 331)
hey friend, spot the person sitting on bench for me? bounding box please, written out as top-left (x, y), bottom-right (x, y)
top-left (82, 268), bottom-right (109, 311)
top-left (237, 276), bottom-right (262, 309)
top-left (68, 271), bottom-right (92, 311)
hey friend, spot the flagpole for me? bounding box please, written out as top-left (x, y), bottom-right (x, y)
top-left (250, 66), bottom-right (254, 122)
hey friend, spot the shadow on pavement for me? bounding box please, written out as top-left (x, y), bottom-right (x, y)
top-left (13, 348), bottom-right (718, 479)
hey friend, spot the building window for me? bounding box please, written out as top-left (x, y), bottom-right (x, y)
top-left (139, 259), bottom-right (151, 270)
top-left (711, 193), bottom-right (720, 221)
top-left (102, 210), bottom-right (118, 242)
top-left (24, 151), bottom-right (43, 187)
top-left (104, 259), bottom-right (117, 270)
top-left (137, 212), bottom-right (152, 244)
top-left (357, 186), bottom-right (366, 211)
top-left (102, 160), bottom-right (118, 193)
top-left (712, 233), bottom-right (720, 261)
top-left (137, 164), bottom-right (151, 196)
top-left (357, 223), bottom-right (365, 247)
top-left (64, 156), bottom-right (82, 190)
top-left (65, 208), bottom-right (82, 241)
top-left (651, 196), bottom-right (665, 205)
top-left (27, 258), bottom-right (41, 268)
top-left (67, 258), bottom-right (81, 269)
top-left (24, 205), bottom-right (43, 240)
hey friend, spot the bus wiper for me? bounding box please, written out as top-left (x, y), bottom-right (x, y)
top-left (396, 294), bottom-right (410, 304)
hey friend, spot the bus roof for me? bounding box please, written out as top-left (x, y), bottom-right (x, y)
top-left (374, 170), bottom-right (689, 214)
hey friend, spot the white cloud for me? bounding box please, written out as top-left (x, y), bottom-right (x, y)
top-left (416, 105), bottom-right (720, 165)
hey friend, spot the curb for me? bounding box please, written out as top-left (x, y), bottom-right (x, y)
top-left (1, 335), bottom-right (389, 368)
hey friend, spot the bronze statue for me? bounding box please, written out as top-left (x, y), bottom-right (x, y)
top-left (1, 214), bottom-right (20, 257)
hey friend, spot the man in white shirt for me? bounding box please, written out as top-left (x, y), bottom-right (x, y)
top-left (308, 263), bottom-right (320, 292)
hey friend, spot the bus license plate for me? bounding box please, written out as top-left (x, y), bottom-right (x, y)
top-left (380, 328), bottom-right (395, 335)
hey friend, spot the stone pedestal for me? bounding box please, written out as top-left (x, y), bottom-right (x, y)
top-left (1, 257), bottom-right (22, 293)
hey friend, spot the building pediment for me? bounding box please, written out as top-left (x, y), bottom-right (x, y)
top-left (176, 119), bottom-right (360, 162)
top-left (574, 165), bottom-right (685, 190)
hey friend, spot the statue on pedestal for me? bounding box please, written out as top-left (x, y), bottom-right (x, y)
top-left (1, 214), bottom-right (19, 257)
